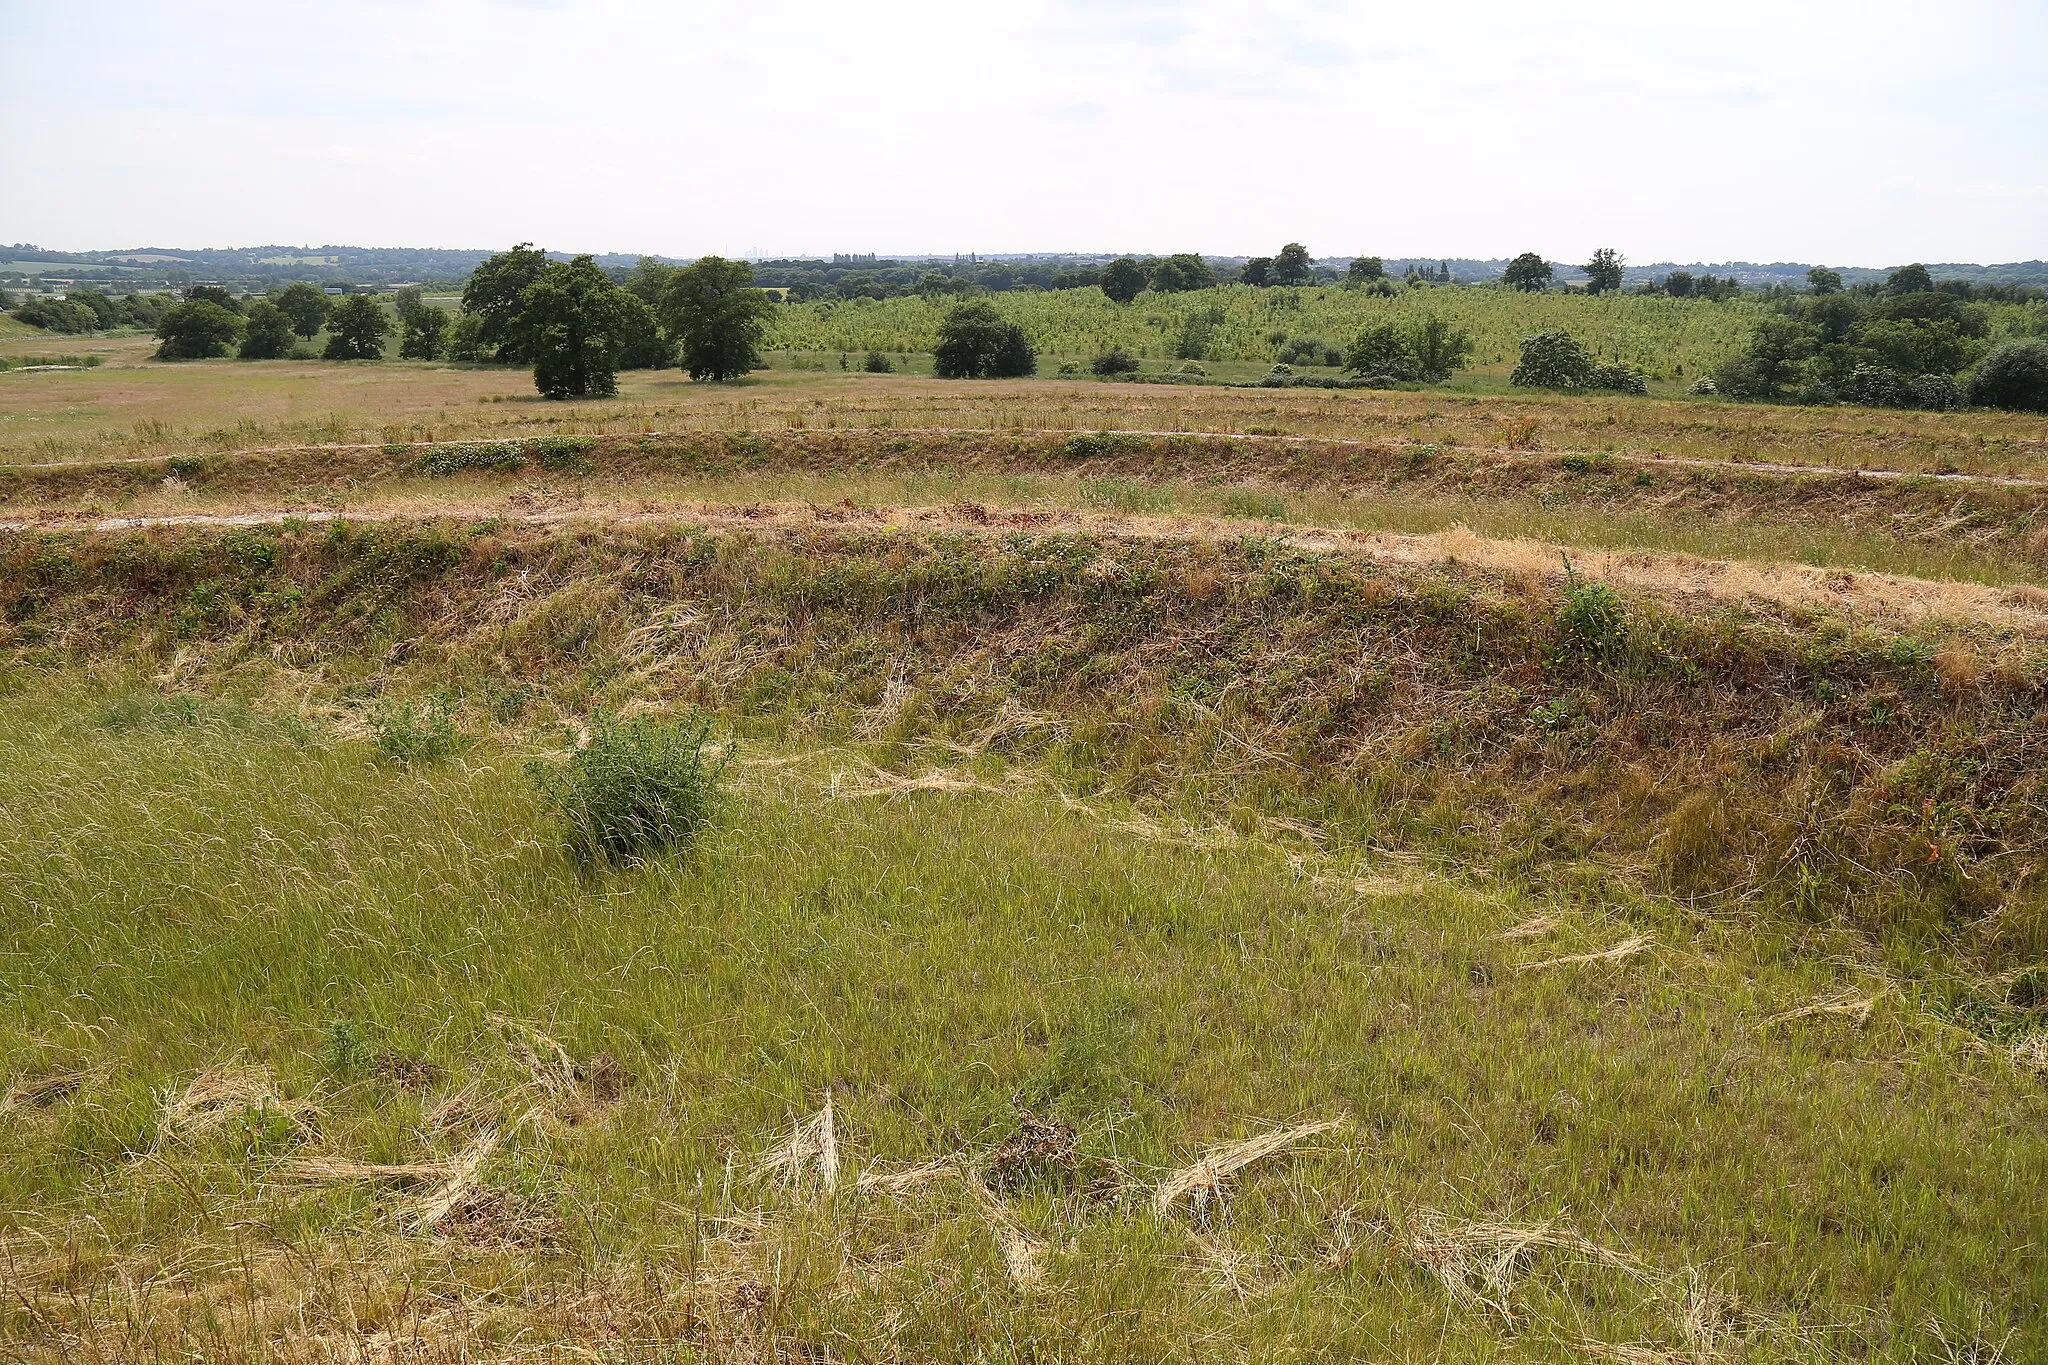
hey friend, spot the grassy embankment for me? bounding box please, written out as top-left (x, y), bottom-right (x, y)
top-left (4, 515), bottom-right (2048, 1360)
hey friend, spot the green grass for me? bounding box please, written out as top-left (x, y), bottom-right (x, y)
top-left (765, 284), bottom-right (1766, 380)
top-left (2, 679), bottom-right (2045, 1360)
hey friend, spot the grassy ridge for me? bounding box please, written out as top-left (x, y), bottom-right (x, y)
top-left (6, 517), bottom-right (2047, 967)
top-left (12, 427), bottom-right (2048, 585)
top-left (2, 685), bottom-right (2044, 1360)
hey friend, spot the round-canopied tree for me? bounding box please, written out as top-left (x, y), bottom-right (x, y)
top-left (323, 295), bottom-right (390, 359)
top-left (522, 255), bottom-right (634, 399)
top-left (931, 301), bottom-right (1035, 379)
top-left (1100, 257), bottom-right (1147, 305)
top-left (272, 282), bottom-right (331, 338)
top-left (1503, 252), bottom-right (1552, 292)
top-left (1272, 242), bottom-right (1313, 286)
top-left (239, 300), bottom-right (296, 359)
top-left (154, 301), bottom-right (245, 359)
top-left (658, 256), bottom-right (775, 382)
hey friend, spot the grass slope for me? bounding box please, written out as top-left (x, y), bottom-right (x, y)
top-left (2, 686), bottom-right (2043, 1360)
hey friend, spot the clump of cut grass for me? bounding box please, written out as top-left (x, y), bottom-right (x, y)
top-left (528, 710), bottom-right (729, 865)
top-left (371, 695), bottom-right (461, 767)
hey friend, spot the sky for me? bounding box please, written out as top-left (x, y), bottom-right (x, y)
top-left (3, 0), bottom-right (2043, 267)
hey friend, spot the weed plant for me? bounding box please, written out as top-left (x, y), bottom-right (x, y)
top-left (529, 710), bottom-right (728, 865)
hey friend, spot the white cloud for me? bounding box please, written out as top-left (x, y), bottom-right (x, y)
top-left (1, 0), bottom-right (2041, 263)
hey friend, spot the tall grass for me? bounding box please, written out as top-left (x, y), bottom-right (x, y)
top-left (0, 683), bottom-right (2042, 1359)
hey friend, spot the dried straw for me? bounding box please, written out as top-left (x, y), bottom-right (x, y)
top-left (1517, 935), bottom-right (1652, 972)
top-left (1154, 1117), bottom-right (1345, 1216)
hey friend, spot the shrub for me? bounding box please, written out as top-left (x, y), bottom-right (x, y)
top-left (1909, 372), bottom-right (1965, 412)
top-left (932, 302), bottom-right (1035, 379)
top-left (1588, 361), bottom-right (1648, 395)
top-left (530, 711), bottom-right (729, 865)
top-left (371, 695), bottom-right (461, 767)
top-left (1511, 331), bottom-right (1596, 389)
top-left (1968, 339), bottom-right (2048, 412)
top-left (1345, 321), bottom-right (1415, 379)
top-left (1276, 337), bottom-right (1339, 368)
top-left (863, 350), bottom-right (893, 373)
top-left (1556, 560), bottom-right (1627, 662)
top-left (1091, 348), bottom-right (1141, 375)
top-left (1841, 363), bottom-right (1907, 408)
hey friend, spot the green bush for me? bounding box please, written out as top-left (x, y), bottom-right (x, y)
top-left (932, 302), bottom-right (1036, 379)
top-left (1511, 331), bottom-right (1597, 389)
top-left (1555, 560), bottom-right (1628, 663)
top-left (530, 711), bottom-right (729, 865)
top-left (1091, 348), bottom-right (1140, 375)
top-left (863, 350), bottom-right (893, 373)
top-left (1968, 339), bottom-right (2048, 412)
top-left (371, 695), bottom-right (461, 767)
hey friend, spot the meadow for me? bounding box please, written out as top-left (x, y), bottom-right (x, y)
top-left (4, 348), bottom-right (2048, 1362)
top-left (763, 284), bottom-right (1765, 381)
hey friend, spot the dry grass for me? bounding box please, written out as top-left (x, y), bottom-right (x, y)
top-left (1153, 1117), bottom-right (1346, 1217)
top-left (1516, 936), bottom-right (1655, 972)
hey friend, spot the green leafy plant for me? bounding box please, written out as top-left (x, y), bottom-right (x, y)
top-left (371, 695), bottom-right (461, 767)
top-left (529, 711), bottom-right (729, 865)
top-left (1555, 556), bottom-right (1627, 663)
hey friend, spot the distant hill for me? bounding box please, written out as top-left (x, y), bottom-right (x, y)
top-left (3, 243), bottom-right (2043, 292)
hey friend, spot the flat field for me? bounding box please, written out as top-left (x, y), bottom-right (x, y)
top-left (3, 355), bottom-right (2047, 1362)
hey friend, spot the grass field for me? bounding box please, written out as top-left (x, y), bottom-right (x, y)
top-left (4, 354), bottom-right (2048, 1362)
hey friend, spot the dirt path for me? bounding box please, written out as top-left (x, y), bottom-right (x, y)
top-left (12, 425), bottom-right (2046, 488)
top-left (10, 496), bottom-right (2044, 635)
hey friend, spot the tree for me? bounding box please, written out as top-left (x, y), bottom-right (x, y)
top-left (1408, 315), bottom-right (1474, 381)
top-left (1240, 257), bottom-right (1273, 287)
top-left (1806, 267), bottom-right (1844, 296)
top-left (1345, 257), bottom-right (1386, 287)
top-left (658, 256), bottom-right (775, 382)
top-left (461, 243), bottom-right (551, 362)
top-left (398, 302), bottom-right (449, 360)
top-left (13, 297), bottom-right (98, 333)
top-left (239, 301), bottom-right (296, 359)
top-left (68, 290), bottom-right (118, 328)
top-left (1272, 242), bottom-right (1313, 286)
top-left (613, 292), bottom-right (674, 370)
top-left (1344, 321), bottom-right (1414, 379)
top-left (183, 284), bottom-right (241, 313)
top-left (1502, 252), bottom-right (1552, 293)
top-left (1582, 248), bottom-right (1624, 295)
top-left (931, 301), bottom-right (1035, 379)
top-left (272, 282), bottom-right (331, 338)
top-left (154, 301), bottom-right (245, 359)
top-left (1712, 315), bottom-right (1812, 400)
top-left (1663, 270), bottom-right (1694, 298)
top-left (1886, 263), bottom-right (1935, 295)
top-left (1148, 253), bottom-right (1214, 294)
top-left (522, 255), bottom-right (634, 399)
top-left (323, 295), bottom-right (390, 360)
top-left (1100, 257), bottom-right (1147, 305)
top-left (621, 257), bottom-right (677, 308)
top-left (1968, 339), bottom-right (2048, 412)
